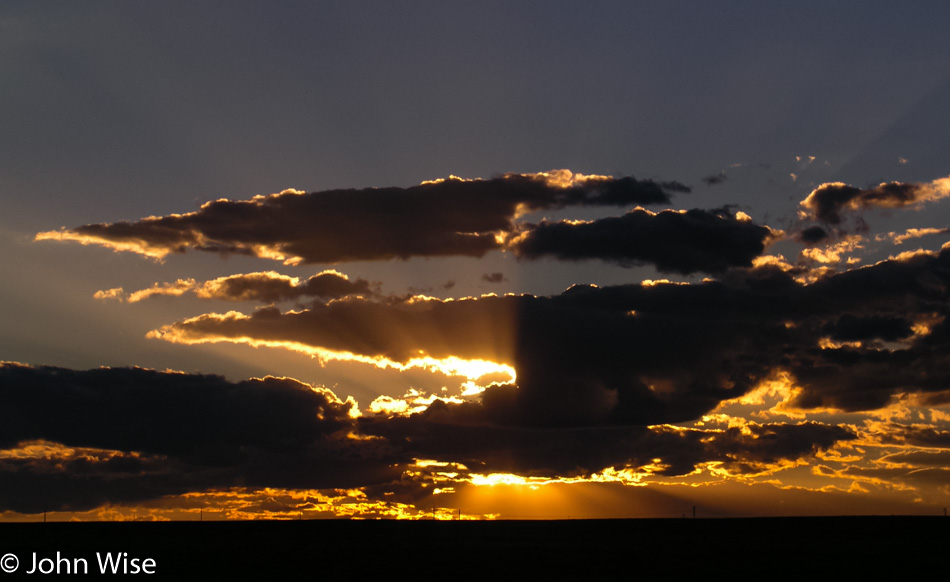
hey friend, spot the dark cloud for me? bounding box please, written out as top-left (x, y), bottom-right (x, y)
top-left (196, 270), bottom-right (375, 302)
top-left (799, 176), bottom-right (950, 225)
top-left (799, 247), bottom-right (949, 314)
top-left (36, 171), bottom-right (688, 264)
top-left (362, 413), bottom-right (853, 478)
top-left (702, 172), bottom-right (727, 186)
top-left (709, 422), bottom-right (853, 459)
top-left (362, 415), bottom-right (658, 477)
top-left (0, 363), bottom-right (408, 513)
top-left (839, 464), bottom-right (950, 486)
top-left (777, 249), bottom-right (950, 411)
top-left (0, 363), bottom-right (856, 513)
top-left (155, 277), bottom-right (779, 427)
top-left (801, 183), bottom-right (864, 225)
top-left (21, 174), bottom-right (950, 514)
top-left (879, 449), bottom-right (950, 466)
top-left (481, 272), bottom-right (507, 284)
top-left (798, 225), bottom-right (830, 244)
top-left (701, 422), bottom-right (855, 475)
top-left (0, 363), bottom-right (354, 455)
top-left (876, 423), bottom-right (950, 448)
top-left (108, 271), bottom-right (377, 303)
top-left (152, 246), bottom-right (950, 424)
top-left (0, 452), bottom-right (207, 514)
top-left (823, 314), bottom-right (914, 343)
top-left (509, 208), bottom-right (775, 274)
top-left (785, 346), bottom-right (950, 412)
top-left (217, 271), bottom-right (375, 302)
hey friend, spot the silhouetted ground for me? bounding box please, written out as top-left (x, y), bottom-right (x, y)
top-left (0, 517), bottom-right (945, 579)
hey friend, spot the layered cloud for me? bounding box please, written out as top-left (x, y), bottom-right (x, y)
top-left (145, 246), bottom-right (950, 428)
top-left (96, 270), bottom-right (376, 303)
top-left (36, 171), bottom-right (689, 265)
top-left (0, 363), bottom-right (387, 513)
top-left (0, 363), bottom-right (859, 514)
top-left (23, 166), bottom-right (950, 518)
top-left (5, 238), bottom-right (948, 512)
top-left (37, 170), bottom-right (807, 277)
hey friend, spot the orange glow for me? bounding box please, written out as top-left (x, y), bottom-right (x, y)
top-left (465, 465), bottom-right (663, 489)
top-left (818, 337), bottom-right (864, 350)
top-left (0, 440), bottom-right (138, 462)
top-left (367, 395), bottom-right (409, 415)
top-left (524, 169), bottom-right (613, 189)
top-left (801, 176), bottom-right (950, 219)
top-left (751, 254), bottom-right (794, 271)
top-left (879, 227), bottom-right (949, 245)
top-left (34, 229), bottom-right (171, 260)
top-left (470, 473), bottom-right (534, 487)
top-left (710, 372), bottom-right (807, 420)
top-left (0, 486), bottom-right (476, 522)
top-left (800, 235), bottom-right (865, 265)
top-left (419, 169), bottom-right (613, 190)
top-left (911, 312), bottom-right (944, 338)
top-left (148, 313), bottom-right (516, 386)
top-left (128, 278), bottom-right (197, 302)
top-left (368, 389), bottom-right (469, 416)
top-left (93, 287), bottom-right (126, 300)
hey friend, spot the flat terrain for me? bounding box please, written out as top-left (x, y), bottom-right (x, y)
top-left (0, 517), bottom-right (945, 579)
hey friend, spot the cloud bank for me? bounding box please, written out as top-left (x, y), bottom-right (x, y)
top-left (37, 171), bottom-right (689, 266)
top-left (146, 246), bottom-right (950, 427)
top-left (0, 363), bottom-right (857, 513)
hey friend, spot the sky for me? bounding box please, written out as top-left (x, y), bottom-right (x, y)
top-left (2, 1), bottom-right (950, 520)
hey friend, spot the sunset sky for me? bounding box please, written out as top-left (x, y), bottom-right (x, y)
top-left (3, 1), bottom-right (950, 520)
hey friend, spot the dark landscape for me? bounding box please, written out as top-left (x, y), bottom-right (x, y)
top-left (0, 517), bottom-right (945, 579)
